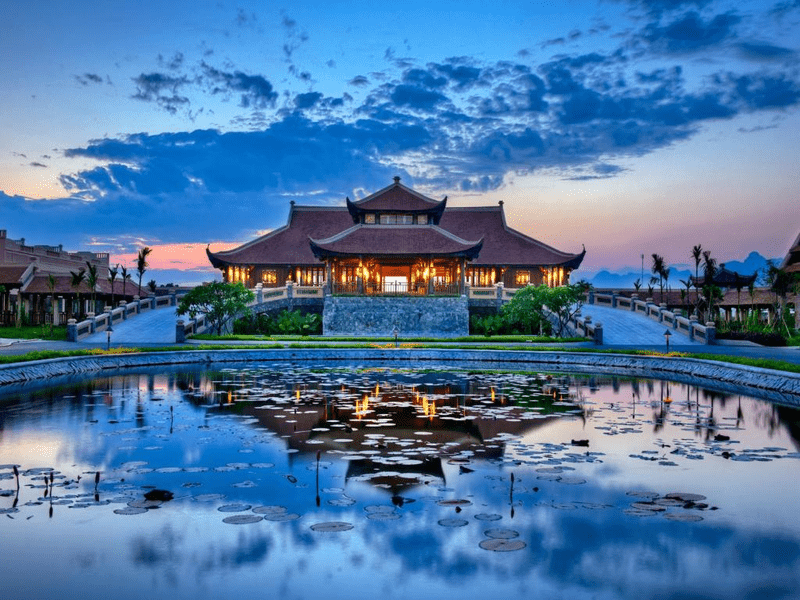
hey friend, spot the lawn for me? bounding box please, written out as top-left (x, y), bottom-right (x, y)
top-left (0, 325), bottom-right (68, 341)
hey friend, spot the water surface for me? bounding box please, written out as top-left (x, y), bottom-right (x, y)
top-left (1, 364), bottom-right (799, 600)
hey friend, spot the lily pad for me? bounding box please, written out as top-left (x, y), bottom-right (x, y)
top-left (223, 514), bottom-right (263, 524)
top-left (438, 518), bottom-right (469, 528)
top-left (218, 503), bottom-right (252, 512)
top-left (484, 528), bottom-right (519, 539)
top-left (479, 539), bottom-right (527, 552)
top-left (310, 521), bottom-right (354, 532)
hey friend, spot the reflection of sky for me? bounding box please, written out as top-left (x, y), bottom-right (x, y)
top-left (1, 365), bottom-right (799, 600)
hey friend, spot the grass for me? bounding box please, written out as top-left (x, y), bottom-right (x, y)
top-left (0, 343), bottom-right (798, 374)
top-left (192, 333), bottom-right (586, 343)
top-left (0, 325), bottom-right (68, 341)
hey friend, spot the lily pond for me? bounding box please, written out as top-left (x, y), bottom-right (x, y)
top-left (1, 363), bottom-right (800, 600)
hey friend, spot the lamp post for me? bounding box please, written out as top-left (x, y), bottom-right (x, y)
top-left (106, 324), bottom-right (113, 351)
top-left (392, 326), bottom-right (399, 348)
top-left (663, 329), bottom-right (671, 352)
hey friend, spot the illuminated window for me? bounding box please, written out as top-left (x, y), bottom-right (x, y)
top-left (515, 270), bottom-right (531, 286)
top-left (364, 213), bottom-right (376, 224)
top-left (416, 215), bottom-right (428, 224)
top-left (381, 214), bottom-right (397, 224)
top-left (398, 214), bottom-right (413, 224)
top-left (262, 270), bottom-right (277, 284)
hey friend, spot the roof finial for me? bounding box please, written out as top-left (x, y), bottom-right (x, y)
top-left (393, 176), bottom-right (401, 184)
top-left (498, 200), bottom-right (504, 206)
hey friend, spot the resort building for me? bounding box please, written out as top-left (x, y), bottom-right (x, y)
top-left (0, 229), bottom-right (145, 326)
top-left (207, 177), bottom-right (585, 296)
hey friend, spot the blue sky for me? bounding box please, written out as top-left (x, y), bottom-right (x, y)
top-left (1, 0), bottom-right (798, 281)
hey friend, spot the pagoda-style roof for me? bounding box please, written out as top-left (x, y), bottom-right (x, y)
top-left (309, 225), bottom-right (483, 259)
top-left (346, 176), bottom-right (447, 224)
top-left (207, 205), bottom-right (354, 268)
top-left (781, 231), bottom-right (800, 275)
top-left (207, 178), bottom-right (585, 270)
top-left (690, 265), bottom-right (758, 288)
top-left (438, 205), bottom-right (585, 269)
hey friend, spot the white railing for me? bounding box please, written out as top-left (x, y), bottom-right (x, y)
top-left (584, 292), bottom-right (715, 344)
top-left (68, 295), bottom-right (177, 342)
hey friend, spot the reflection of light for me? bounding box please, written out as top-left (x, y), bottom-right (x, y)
top-left (491, 388), bottom-right (495, 403)
top-left (296, 389), bottom-right (300, 402)
top-left (227, 390), bottom-right (232, 404)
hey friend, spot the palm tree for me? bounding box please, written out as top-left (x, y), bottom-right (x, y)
top-left (651, 254), bottom-right (665, 302)
top-left (691, 244), bottom-right (703, 309)
top-left (702, 250), bottom-right (718, 322)
top-left (46, 274), bottom-right (57, 334)
top-left (70, 268), bottom-right (86, 319)
top-left (633, 278), bottom-right (642, 293)
top-left (85, 262), bottom-right (99, 314)
top-left (148, 279), bottom-right (157, 294)
top-left (108, 264), bottom-right (119, 308)
top-left (136, 247), bottom-right (152, 297)
top-left (680, 278), bottom-right (693, 314)
top-left (120, 266), bottom-right (130, 300)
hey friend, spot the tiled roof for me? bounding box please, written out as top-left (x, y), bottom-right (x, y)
top-left (0, 265), bottom-right (29, 285)
top-left (23, 272), bottom-right (147, 297)
top-left (439, 206), bottom-right (584, 268)
top-left (309, 225), bottom-right (482, 258)
top-left (207, 182), bottom-right (585, 269)
top-left (351, 178), bottom-right (443, 211)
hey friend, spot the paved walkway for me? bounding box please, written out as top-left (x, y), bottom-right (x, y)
top-left (81, 306), bottom-right (183, 345)
top-left (578, 303), bottom-right (704, 346)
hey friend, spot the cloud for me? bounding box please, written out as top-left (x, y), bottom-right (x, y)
top-left (201, 63), bottom-right (278, 108)
top-left (29, 161), bottom-right (47, 168)
top-left (75, 73), bottom-right (105, 86)
top-left (640, 11), bottom-right (741, 54)
top-left (736, 42), bottom-right (795, 62)
top-left (158, 52), bottom-right (185, 71)
top-left (131, 72), bottom-right (191, 113)
top-left (349, 75), bottom-right (370, 87)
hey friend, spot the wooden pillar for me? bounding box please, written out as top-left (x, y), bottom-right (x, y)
top-left (460, 256), bottom-right (466, 295)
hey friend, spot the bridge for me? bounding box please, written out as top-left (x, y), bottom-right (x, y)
top-left (75, 285), bottom-right (710, 346)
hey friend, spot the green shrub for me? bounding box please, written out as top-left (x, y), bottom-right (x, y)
top-left (234, 310), bottom-right (321, 336)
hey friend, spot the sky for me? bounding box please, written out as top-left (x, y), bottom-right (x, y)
top-left (1, 0), bottom-right (798, 284)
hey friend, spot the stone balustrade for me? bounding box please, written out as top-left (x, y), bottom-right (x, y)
top-left (584, 292), bottom-right (716, 344)
top-left (67, 294), bottom-right (178, 342)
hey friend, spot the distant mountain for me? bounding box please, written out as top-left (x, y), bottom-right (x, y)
top-left (575, 252), bottom-right (778, 290)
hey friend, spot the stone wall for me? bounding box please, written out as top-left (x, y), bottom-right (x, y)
top-left (323, 296), bottom-right (469, 337)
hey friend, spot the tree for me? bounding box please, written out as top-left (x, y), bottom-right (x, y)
top-left (85, 262), bottom-right (99, 314)
top-left (108, 264), bottom-right (119, 307)
top-left (691, 244), bottom-right (703, 310)
top-left (651, 253), bottom-right (666, 302)
top-left (177, 282), bottom-right (254, 335)
top-left (679, 278), bottom-right (693, 314)
top-left (136, 247), bottom-right (152, 297)
top-left (701, 250), bottom-right (719, 322)
top-left (70, 268), bottom-right (86, 318)
top-left (148, 279), bottom-right (157, 294)
top-left (502, 282), bottom-right (587, 337)
top-left (633, 278), bottom-right (642, 293)
top-left (120, 266), bottom-right (131, 300)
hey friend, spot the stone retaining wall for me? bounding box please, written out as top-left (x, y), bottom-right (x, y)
top-left (0, 348), bottom-right (798, 407)
top-left (323, 296), bottom-right (469, 337)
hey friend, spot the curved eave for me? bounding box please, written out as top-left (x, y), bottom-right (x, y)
top-left (206, 246), bottom-right (228, 269)
top-left (559, 247), bottom-right (586, 270)
top-left (309, 237), bottom-right (483, 261)
top-left (346, 196), bottom-right (447, 224)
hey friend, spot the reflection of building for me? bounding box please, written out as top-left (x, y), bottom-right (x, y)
top-left (207, 177), bottom-right (585, 295)
top-left (0, 229), bottom-right (146, 325)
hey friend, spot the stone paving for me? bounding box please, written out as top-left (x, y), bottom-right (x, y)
top-left (578, 303), bottom-right (704, 346)
top-left (81, 306), bottom-right (184, 345)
